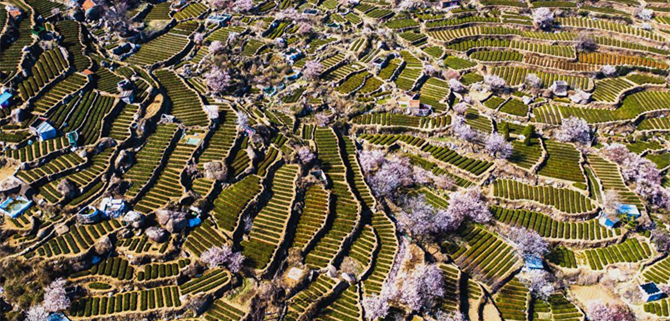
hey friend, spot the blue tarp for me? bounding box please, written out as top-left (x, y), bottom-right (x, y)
top-left (617, 204), bottom-right (641, 217)
top-left (189, 217), bottom-right (202, 227)
top-left (35, 121), bottom-right (57, 140)
top-left (0, 92), bottom-right (12, 107)
top-left (0, 196), bottom-right (33, 218)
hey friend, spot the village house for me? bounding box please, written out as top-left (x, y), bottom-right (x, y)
top-left (640, 282), bottom-right (664, 302)
top-left (0, 91), bottom-right (14, 108)
top-left (599, 212), bottom-right (620, 229)
top-left (398, 96), bottom-right (432, 116)
top-left (206, 14), bottom-right (231, 26)
top-left (29, 117), bottom-right (57, 141)
top-left (0, 196), bottom-right (33, 218)
top-left (99, 197), bottom-right (128, 218)
top-left (550, 80), bottom-right (568, 97)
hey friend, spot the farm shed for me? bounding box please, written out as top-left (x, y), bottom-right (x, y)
top-left (640, 282), bottom-right (664, 302)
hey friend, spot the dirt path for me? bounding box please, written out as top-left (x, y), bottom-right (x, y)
top-left (570, 284), bottom-right (624, 307)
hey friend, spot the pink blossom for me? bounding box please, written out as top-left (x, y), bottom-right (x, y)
top-left (446, 187), bottom-right (490, 223)
top-left (209, 40), bottom-right (225, 54)
top-left (302, 60), bottom-right (323, 80)
top-left (233, 0), bottom-right (254, 12)
top-left (433, 174), bottom-right (455, 190)
top-left (208, 0), bottom-right (228, 9)
top-left (316, 113), bottom-right (331, 127)
top-left (297, 21), bottom-right (312, 35)
top-left (485, 132), bottom-right (512, 159)
top-left (448, 79), bottom-right (464, 92)
top-left (297, 146), bottom-right (315, 164)
top-left (507, 226), bottom-right (548, 257)
top-left (194, 33), bottom-right (204, 44)
top-left (412, 166), bottom-right (433, 185)
top-left (43, 278), bottom-right (70, 312)
top-left (200, 245), bottom-right (245, 273)
top-left (587, 301), bottom-right (634, 321)
top-left (358, 149), bottom-right (386, 174)
top-left (362, 294), bottom-right (389, 320)
top-left (452, 102), bottom-right (468, 115)
top-left (204, 66), bottom-right (231, 93)
top-left (519, 270), bottom-right (555, 300)
top-left (602, 143), bottom-right (630, 164)
top-left (556, 116), bottom-right (591, 145)
top-left (399, 263), bottom-right (444, 311)
top-left (484, 74), bottom-right (506, 91)
top-left (367, 157), bottom-right (412, 197)
top-left (25, 305), bottom-right (49, 321)
top-left (533, 7), bottom-right (554, 29)
top-left (453, 117), bottom-right (477, 142)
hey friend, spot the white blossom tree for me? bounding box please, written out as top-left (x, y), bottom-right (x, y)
top-left (446, 187), bottom-right (490, 224)
top-left (637, 7), bottom-right (654, 20)
top-left (296, 146), bottom-right (315, 164)
top-left (484, 74), bottom-right (506, 91)
top-left (448, 78), bottom-right (465, 92)
top-left (600, 65), bottom-right (616, 77)
top-left (200, 245), bottom-right (245, 272)
top-left (209, 40), bottom-right (225, 54)
top-left (204, 66), bottom-right (231, 93)
top-left (43, 278), bottom-right (70, 312)
top-left (399, 263), bottom-right (445, 312)
top-left (452, 102), bottom-right (468, 115)
top-left (367, 157), bottom-right (413, 197)
top-left (362, 294), bottom-right (389, 320)
top-left (556, 116), bottom-right (591, 145)
top-left (302, 60), bottom-right (323, 80)
top-left (236, 111), bottom-right (248, 128)
top-left (507, 227), bottom-right (548, 257)
top-left (519, 270), bottom-right (555, 300)
top-left (575, 32), bottom-right (596, 52)
top-left (533, 7), bottom-right (554, 29)
top-left (453, 117), bottom-right (477, 142)
top-left (587, 301), bottom-right (635, 321)
top-left (525, 73), bottom-right (542, 89)
top-left (25, 305), bottom-right (49, 321)
top-left (358, 150), bottom-right (386, 174)
top-left (485, 132), bottom-right (512, 159)
top-left (602, 189), bottom-right (621, 215)
top-left (233, 0), bottom-right (254, 12)
top-left (433, 311), bottom-right (467, 321)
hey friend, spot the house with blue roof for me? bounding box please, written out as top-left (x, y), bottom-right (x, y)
top-left (48, 312), bottom-right (71, 321)
top-left (523, 255), bottom-right (544, 271)
top-left (640, 282), bottom-right (664, 302)
top-left (29, 117), bottom-right (57, 141)
top-left (0, 91), bottom-right (13, 108)
top-left (599, 213), bottom-right (620, 229)
top-left (206, 14), bottom-right (231, 26)
top-left (617, 204), bottom-right (641, 219)
top-left (0, 196), bottom-right (33, 218)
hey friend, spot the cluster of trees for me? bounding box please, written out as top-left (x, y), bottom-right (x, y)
top-left (556, 116), bottom-right (591, 145)
top-left (200, 245), bottom-right (245, 273)
top-left (603, 143), bottom-right (670, 209)
top-left (362, 241), bottom-right (445, 319)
